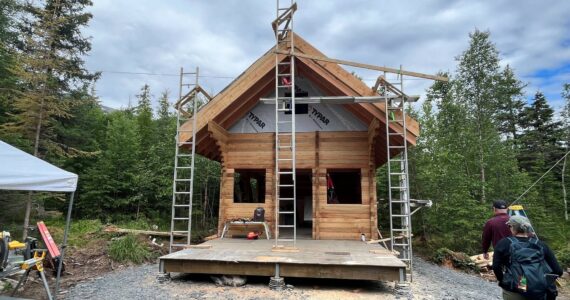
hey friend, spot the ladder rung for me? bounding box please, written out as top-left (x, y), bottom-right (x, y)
top-left (388, 146), bottom-right (405, 149)
top-left (176, 166), bottom-right (193, 169)
top-left (392, 228), bottom-right (409, 232)
top-left (279, 184), bottom-right (294, 187)
top-left (276, 238), bottom-right (295, 242)
top-left (391, 200), bottom-right (409, 203)
top-left (278, 132), bottom-right (292, 136)
top-left (171, 243), bottom-right (190, 247)
top-left (174, 192), bottom-right (192, 194)
top-left (392, 214), bottom-right (409, 218)
top-left (278, 198), bottom-right (295, 200)
top-left (389, 119), bottom-right (405, 122)
top-left (393, 243), bottom-right (410, 247)
top-left (278, 73), bottom-right (291, 76)
top-left (388, 132), bottom-right (404, 136)
top-left (278, 146), bottom-right (292, 149)
top-left (278, 158), bottom-right (293, 161)
top-left (277, 121), bottom-right (292, 124)
top-left (390, 186), bottom-right (407, 190)
top-left (177, 154), bottom-right (194, 157)
top-left (277, 85), bottom-right (292, 88)
top-left (175, 179), bottom-right (192, 182)
top-left (174, 204), bottom-right (191, 207)
top-left (278, 62), bottom-right (291, 65)
top-left (390, 172), bottom-right (406, 176)
top-left (279, 211), bottom-right (294, 214)
top-left (277, 109), bottom-right (291, 112)
top-left (278, 171), bottom-right (294, 175)
top-left (177, 142), bottom-right (193, 145)
top-left (278, 225), bottom-right (295, 228)
top-left (171, 230), bottom-right (189, 233)
top-left (173, 217), bottom-right (190, 220)
top-left (389, 159), bottom-right (405, 162)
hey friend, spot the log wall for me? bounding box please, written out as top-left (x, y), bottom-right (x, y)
top-left (217, 131), bottom-right (379, 240)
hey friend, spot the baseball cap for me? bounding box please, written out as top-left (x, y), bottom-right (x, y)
top-left (493, 200), bottom-right (507, 209)
top-left (506, 215), bottom-right (533, 233)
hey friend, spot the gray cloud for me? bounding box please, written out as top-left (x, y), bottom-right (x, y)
top-left (84, 0), bottom-right (570, 113)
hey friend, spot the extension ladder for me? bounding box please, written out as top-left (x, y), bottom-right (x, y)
top-left (169, 67), bottom-right (199, 253)
top-left (382, 71), bottom-right (413, 281)
top-left (274, 0), bottom-right (297, 247)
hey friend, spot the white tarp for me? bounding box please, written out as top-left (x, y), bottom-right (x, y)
top-left (0, 140), bottom-right (78, 192)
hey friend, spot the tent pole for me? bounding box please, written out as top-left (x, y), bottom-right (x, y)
top-left (54, 191), bottom-right (75, 297)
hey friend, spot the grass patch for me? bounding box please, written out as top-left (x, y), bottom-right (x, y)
top-left (108, 234), bottom-right (154, 264)
top-left (44, 218), bottom-right (104, 248)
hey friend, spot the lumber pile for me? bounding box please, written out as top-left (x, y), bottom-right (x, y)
top-left (103, 225), bottom-right (185, 237)
top-left (470, 252), bottom-right (493, 270)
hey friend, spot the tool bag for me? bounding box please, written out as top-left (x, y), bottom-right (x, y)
top-left (502, 237), bottom-right (552, 298)
top-left (253, 207), bottom-right (265, 222)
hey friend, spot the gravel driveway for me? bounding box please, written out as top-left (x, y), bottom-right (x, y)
top-left (65, 257), bottom-right (503, 300)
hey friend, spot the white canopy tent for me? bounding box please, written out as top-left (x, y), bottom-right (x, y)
top-left (0, 140), bottom-right (77, 296)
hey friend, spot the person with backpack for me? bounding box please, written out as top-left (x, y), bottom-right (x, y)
top-left (493, 216), bottom-right (563, 300)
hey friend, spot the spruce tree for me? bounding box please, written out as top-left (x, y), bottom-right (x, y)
top-left (495, 65), bottom-right (526, 142)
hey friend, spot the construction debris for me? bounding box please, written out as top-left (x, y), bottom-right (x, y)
top-left (103, 225), bottom-right (185, 237)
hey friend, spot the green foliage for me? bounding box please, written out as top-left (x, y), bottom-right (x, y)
top-left (108, 234), bottom-right (153, 264)
top-left (44, 218), bottom-right (103, 248)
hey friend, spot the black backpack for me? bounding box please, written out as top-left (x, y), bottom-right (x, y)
top-left (502, 237), bottom-right (552, 298)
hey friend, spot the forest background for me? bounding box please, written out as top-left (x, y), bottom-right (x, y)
top-left (0, 0), bottom-right (568, 266)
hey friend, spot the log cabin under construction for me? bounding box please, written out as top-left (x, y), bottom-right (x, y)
top-left (177, 33), bottom-right (419, 242)
top-left (158, 30), bottom-right (424, 283)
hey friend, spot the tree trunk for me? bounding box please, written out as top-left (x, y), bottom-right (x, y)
top-left (23, 95), bottom-right (46, 240)
top-left (563, 155), bottom-right (567, 221)
top-left (478, 125), bottom-right (486, 203)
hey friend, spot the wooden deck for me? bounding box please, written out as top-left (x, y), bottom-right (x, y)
top-left (159, 239), bottom-right (406, 282)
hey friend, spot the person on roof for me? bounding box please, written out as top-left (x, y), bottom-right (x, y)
top-left (482, 200), bottom-right (512, 260)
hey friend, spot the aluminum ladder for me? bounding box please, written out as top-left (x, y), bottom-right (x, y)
top-left (169, 67), bottom-right (199, 253)
top-left (383, 71), bottom-right (413, 281)
top-left (273, 0), bottom-right (297, 247)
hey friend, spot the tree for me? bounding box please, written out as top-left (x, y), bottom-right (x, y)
top-left (0, 0), bottom-right (19, 128)
top-left (495, 65), bottom-right (526, 142)
top-left (6, 0), bottom-right (98, 238)
top-left (455, 29), bottom-right (502, 203)
top-left (561, 84), bottom-right (570, 220)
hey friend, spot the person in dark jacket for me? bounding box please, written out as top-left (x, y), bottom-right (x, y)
top-left (493, 216), bottom-right (563, 300)
top-left (482, 200), bottom-right (512, 259)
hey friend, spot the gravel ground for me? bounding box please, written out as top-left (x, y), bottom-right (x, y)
top-left (65, 257), bottom-right (505, 300)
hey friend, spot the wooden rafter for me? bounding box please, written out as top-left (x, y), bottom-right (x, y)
top-left (275, 50), bottom-right (448, 82)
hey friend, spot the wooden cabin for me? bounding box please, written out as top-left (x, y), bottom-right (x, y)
top-left (179, 33), bottom-right (419, 241)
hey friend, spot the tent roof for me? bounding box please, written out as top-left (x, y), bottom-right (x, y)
top-left (0, 140), bottom-right (78, 192)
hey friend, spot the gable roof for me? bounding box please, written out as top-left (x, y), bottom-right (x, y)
top-left (179, 33), bottom-right (420, 166)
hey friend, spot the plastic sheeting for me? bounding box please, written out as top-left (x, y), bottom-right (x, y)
top-left (229, 76), bottom-right (367, 133)
top-left (0, 140), bottom-right (78, 192)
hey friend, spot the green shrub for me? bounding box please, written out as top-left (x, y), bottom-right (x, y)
top-left (108, 234), bottom-right (153, 264)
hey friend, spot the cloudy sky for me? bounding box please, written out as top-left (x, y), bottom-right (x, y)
top-left (83, 1), bottom-right (570, 113)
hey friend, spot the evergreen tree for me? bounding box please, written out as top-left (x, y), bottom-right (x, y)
top-left (495, 65), bottom-right (526, 141)
top-left (0, 0), bottom-right (19, 128)
top-left (79, 111), bottom-right (139, 217)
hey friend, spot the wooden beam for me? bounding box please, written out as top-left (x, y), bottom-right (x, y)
top-left (275, 50), bottom-right (448, 82)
